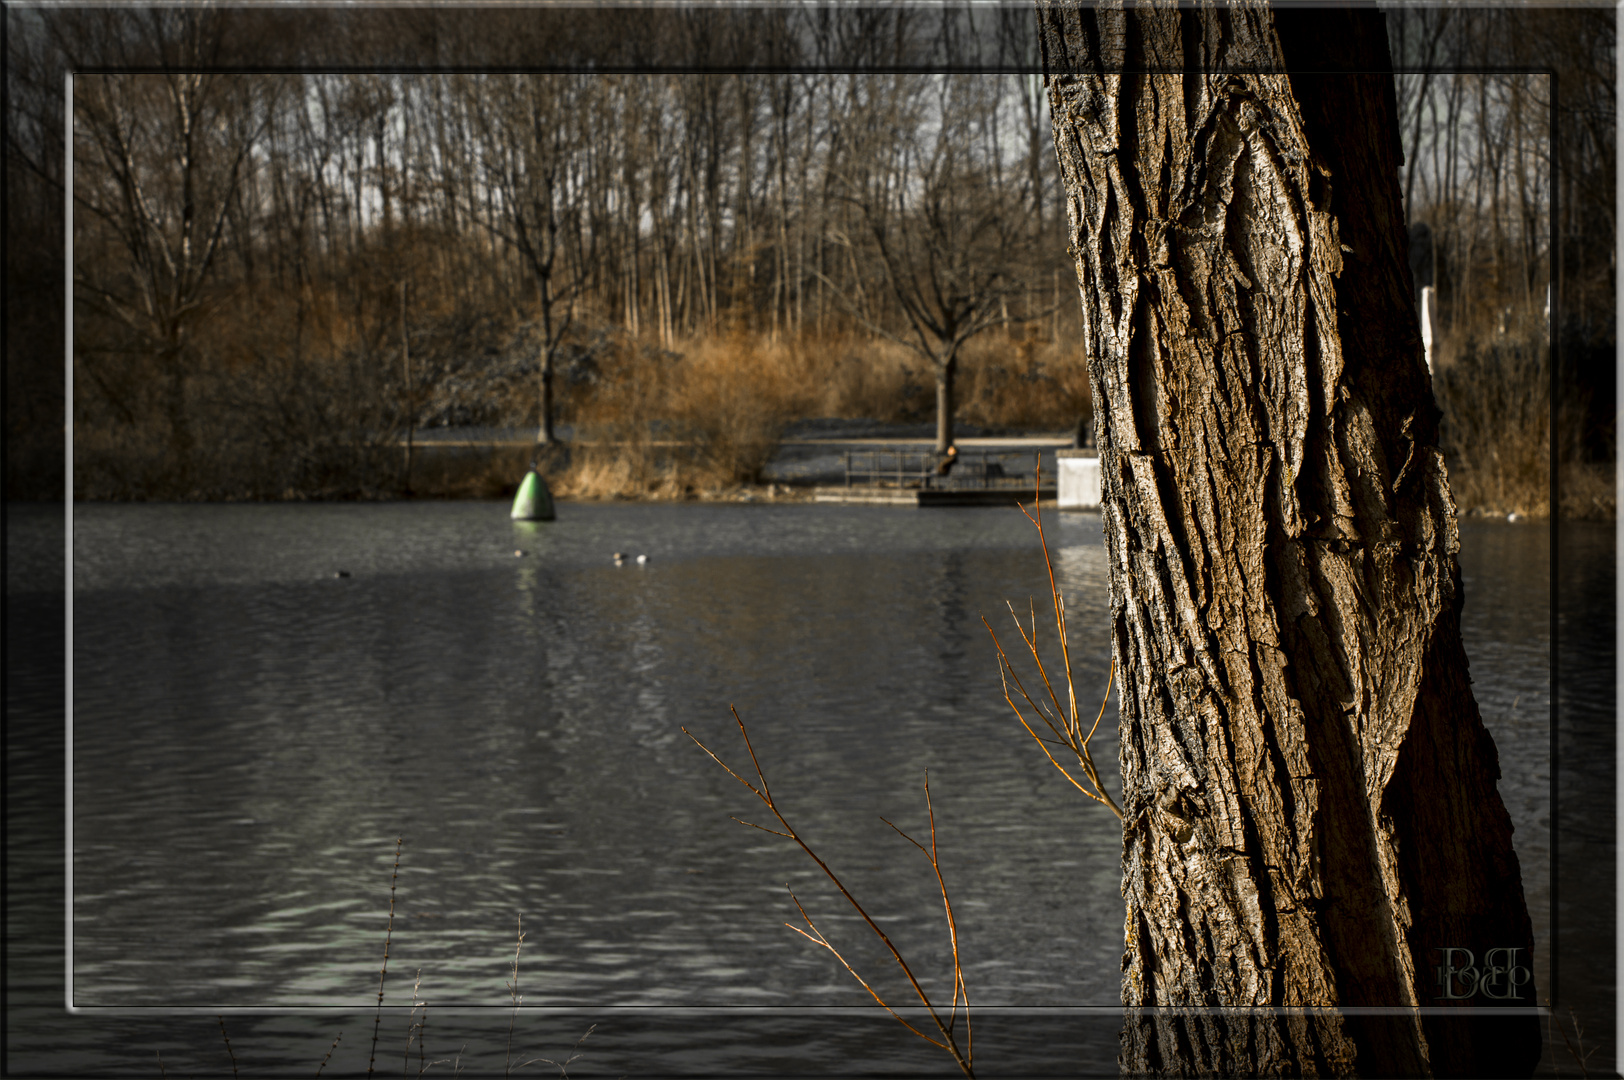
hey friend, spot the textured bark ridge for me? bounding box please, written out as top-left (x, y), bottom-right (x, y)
top-left (1038, 4), bottom-right (1540, 1076)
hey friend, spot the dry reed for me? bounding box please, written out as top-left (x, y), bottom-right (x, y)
top-left (525, 1024), bottom-right (597, 1079)
top-left (549, 330), bottom-right (808, 498)
top-left (685, 710), bottom-right (974, 1079)
top-left (407, 969), bottom-right (427, 1078)
top-left (498, 913), bottom-right (597, 1078)
top-left (958, 328), bottom-right (1093, 432)
top-left (504, 917), bottom-right (525, 1079)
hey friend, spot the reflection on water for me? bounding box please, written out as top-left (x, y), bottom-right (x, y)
top-left (67, 503), bottom-right (1125, 1014)
top-left (3, 502), bottom-right (1591, 1075)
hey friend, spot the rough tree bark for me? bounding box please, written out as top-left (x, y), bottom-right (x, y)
top-left (936, 358), bottom-right (957, 455)
top-left (1038, 4), bottom-right (1540, 1076)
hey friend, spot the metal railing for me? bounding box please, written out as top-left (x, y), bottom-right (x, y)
top-left (841, 448), bottom-right (1043, 491)
top-left (842, 449), bottom-right (935, 488)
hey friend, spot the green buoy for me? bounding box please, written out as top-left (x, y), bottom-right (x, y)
top-left (511, 470), bottom-right (555, 521)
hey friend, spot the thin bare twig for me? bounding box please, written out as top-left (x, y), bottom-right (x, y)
top-left (368, 837), bottom-right (404, 1079)
top-left (983, 466), bottom-right (1122, 819)
top-left (1550, 1003), bottom-right (1600, 1078)
top-left (315, 1031), bottom-right (342, 1078)
top-left (879, 774), bottom-right (969, 1053)
top-left (684, 714), bottom-right (974, 1078)
top-left (217, 1016), bottom-right (239, 1079)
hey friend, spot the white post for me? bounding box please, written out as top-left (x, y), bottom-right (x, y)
top-left (1420, 285), bottom-right (1436, 373)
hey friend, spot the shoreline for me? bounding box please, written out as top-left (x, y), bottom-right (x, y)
top-left (47, 480), bottom-right (1610, 521)
top-left (62, 426), bottom-right (1613, 521)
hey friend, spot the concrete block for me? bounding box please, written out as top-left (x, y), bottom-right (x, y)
top-left (1055, 451), bottom-right (1101, 510)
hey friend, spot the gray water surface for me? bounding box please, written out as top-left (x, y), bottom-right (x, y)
top-left (7, 502), bottom-right (1592, 1076)
top-left (69, 501), bottom-right (1127, 1013)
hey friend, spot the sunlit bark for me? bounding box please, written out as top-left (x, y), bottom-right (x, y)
top-left (1039, 3), bottom-right (1541, 1075)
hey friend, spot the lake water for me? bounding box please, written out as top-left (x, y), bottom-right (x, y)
top-left (5, 501), bottom-right (1607, 1076)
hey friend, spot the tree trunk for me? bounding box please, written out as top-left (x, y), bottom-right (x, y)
top-left (537, 352), bottom-right (557, 448)
top-left (935, 356), bottom-right (957, 454)
top-left (161, 349), bottom-right (194, 483)
top-left (537, 291), bottom-right (558, 448)
top-left (1038, 4), bottom-right (1540, 1076)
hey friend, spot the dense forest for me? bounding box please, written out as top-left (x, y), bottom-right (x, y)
top-left (4, 4), bottom-right (1613, 512)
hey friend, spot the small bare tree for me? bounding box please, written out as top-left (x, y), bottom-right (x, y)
top-left (826, 75), bottom-right (1040, 453)
top-left (461, 74), bottom-right (594, 450)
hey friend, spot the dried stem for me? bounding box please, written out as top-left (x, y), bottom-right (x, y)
top-left (1549, 1001), bottom-right (1599, 1078)
top-left (406, 969), bottom-right (426, 1078)
top-left (315, 1031), bottom-right (342, 1078)
top-left (518, 1023), bottom-right (598, 1078)
top-left (684, 713), bottom-right (974, 1079)
top-left (368, 837), bottom-right (404, 1079)
top-left (504, 916), bottom-right (525, 1079)
top-left (217, 1016), bottom-right (239, 1079)
top-left (982, 467), bottom-right (1122, 819)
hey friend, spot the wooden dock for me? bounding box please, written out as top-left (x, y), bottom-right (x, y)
top-left (813, 485), bottom-right (1054, 506)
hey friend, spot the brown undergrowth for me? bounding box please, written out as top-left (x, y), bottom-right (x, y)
top-left (1558, 459), bottom-right (1616, 521)
top-left (1428, 305), bottom-right (1614, 520)
top-left (71, 320), bottom-right (1094, 501)
top-left (1433, 322), bottom-right (1551, 518)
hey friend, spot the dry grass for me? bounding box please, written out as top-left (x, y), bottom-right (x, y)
top-left (407, 445), bottom-right (535, 499)
top-left (70, 300), bottom-right (1099, 501)
top-left (549, 330), bottom-right (805, 498)
top-left (82, 303), bottom-right (1607, 519)
top-left (314, 1031), bottom-right (343, 1077)
top-left (217, 1016), bottom-right (238, 1078)
top-left (1548, 1001), bottom-right (1604, 1078)
top-left (1432, 309), bottom-right (1552, 518)
top-left (807, 335), bottom-right (928, 421)
top-left (1559, 459), bottom-right (1616, 521)
top-left (73, 344), bottom-right (411, 501)
top-left (543, 324), bottom-right (1090, 502)
top-left (958, 327), bottom-right (1093, 432)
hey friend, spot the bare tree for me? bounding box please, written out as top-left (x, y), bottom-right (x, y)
top-left (461, 74), bottom-right (594, 449)
top-left (70, 9), bottom-right (274, 479)
top-left (827, 75), bottom-right (1042, 453)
